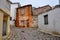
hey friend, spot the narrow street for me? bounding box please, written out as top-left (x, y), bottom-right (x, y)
top-left (4, 26), bottom-right (60, 40)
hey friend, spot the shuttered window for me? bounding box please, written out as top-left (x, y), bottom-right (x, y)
top-left (44, 15), bottom-right (48, 25)
top-left (21, 8), bottom-right (24, 16)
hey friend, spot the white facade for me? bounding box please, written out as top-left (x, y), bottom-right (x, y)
top-left (38, 8), bottom-right (60, 34)
top-left (10, 4), bottom-right (19, 25)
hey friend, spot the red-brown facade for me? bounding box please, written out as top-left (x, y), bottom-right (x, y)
top-left (15, 5), bottom-right (33, 28)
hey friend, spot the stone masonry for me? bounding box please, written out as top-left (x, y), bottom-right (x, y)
top-left (32, 16), bottom-right (38, 28)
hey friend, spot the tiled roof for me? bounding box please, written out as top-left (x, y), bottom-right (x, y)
top-left (54, 5), bottom-right (60, 8)
top-left (33, 5), bottom-right (52, 16)
top-left (17, 4), bottom-right (32, 8)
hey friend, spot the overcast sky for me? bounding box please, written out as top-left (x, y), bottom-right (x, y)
top-left (10, 0), bottom-right (59, 7)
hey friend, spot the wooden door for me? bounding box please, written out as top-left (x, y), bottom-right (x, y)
top-left (27, 20), bottom-right (29, 27)
top-left (21, 20), bottom-right (25, 28)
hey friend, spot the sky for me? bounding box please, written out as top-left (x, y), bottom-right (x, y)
top-left (10, 0), bottom-right (59, 8)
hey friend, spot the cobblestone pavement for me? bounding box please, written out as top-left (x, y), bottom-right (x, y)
top-left (4, 26), bottom-right (60, 40)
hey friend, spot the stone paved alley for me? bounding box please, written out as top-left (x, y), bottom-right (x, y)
top-left (3, 26), bottom-right (60, 40)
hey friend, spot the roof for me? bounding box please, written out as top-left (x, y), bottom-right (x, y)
top-left (34, 5), bottom-right (52, 10)
top-left (37, 5), bottom-right (60, 15)
top-left (7, 0), bottom-right (12, 4)
top-left (33, 5), bottom-right (52, 16)
top-left (54, 5), bottom-right (60, 8)
top-left (7, 0), bottom-right (21, 7)
top-left (11, 2), bottom-right (21, 7)
top-left (17, 4), bottom-right (32, 9)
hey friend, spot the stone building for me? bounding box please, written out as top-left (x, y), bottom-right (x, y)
top-left (32, 5), bottom-right (52, 28)
top-left (15, 4), bottom-right (53, 28)
top-left (10, 2), bottom-right (21, 26)
top-left (16, 5), bottom-right (33, 28)
top-left (32, 8), bottom-right (38, 28)
top-left (0, 0), bottom-right (11, 40)
top-left (38, 5), bottom-right (60, 34)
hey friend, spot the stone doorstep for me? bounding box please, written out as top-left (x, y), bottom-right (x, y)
top-left (37, 29), bottom-right (60, 37)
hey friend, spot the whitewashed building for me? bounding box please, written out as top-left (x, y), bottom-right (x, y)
top-left (32, 5), bottom-right (52, 28)
top-left (38, 5), bottom-right (60, 34)
top-left (10, 2), bottom-right (20, 26)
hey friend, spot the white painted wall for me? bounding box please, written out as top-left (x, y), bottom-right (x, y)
top-left (38, 8), bottom-right (60, 34)
top-left (10, 4), bottom-right (19, 25)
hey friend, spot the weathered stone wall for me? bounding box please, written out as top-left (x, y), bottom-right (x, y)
top-left (32, 16), bottom-right (38, 28)
top-left (16, 5), bottom-right (33, 28)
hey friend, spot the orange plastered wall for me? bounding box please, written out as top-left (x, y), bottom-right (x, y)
top-left (15, 5), bottom-right (33, 28)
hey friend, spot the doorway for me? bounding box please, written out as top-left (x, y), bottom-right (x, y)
top-left (27, 19), bottom-right (29, 27)
top-left (21, 20), bottom-right (25, 28)
top-left (2, 20), bottom-right (7, 36)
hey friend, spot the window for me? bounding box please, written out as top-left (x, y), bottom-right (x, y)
top-left (13, 19), bottom-right (15, 21)
top-left (21, 20), bottom-right (24, 27)
top-left (27, 19), bottom-right (29, 27)
top-left (44, 15), bottom-right (48, 25)
top-left (10, 17), bottom-right (12, 21)
top-left (21, 8), bottom-right (24, 16)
